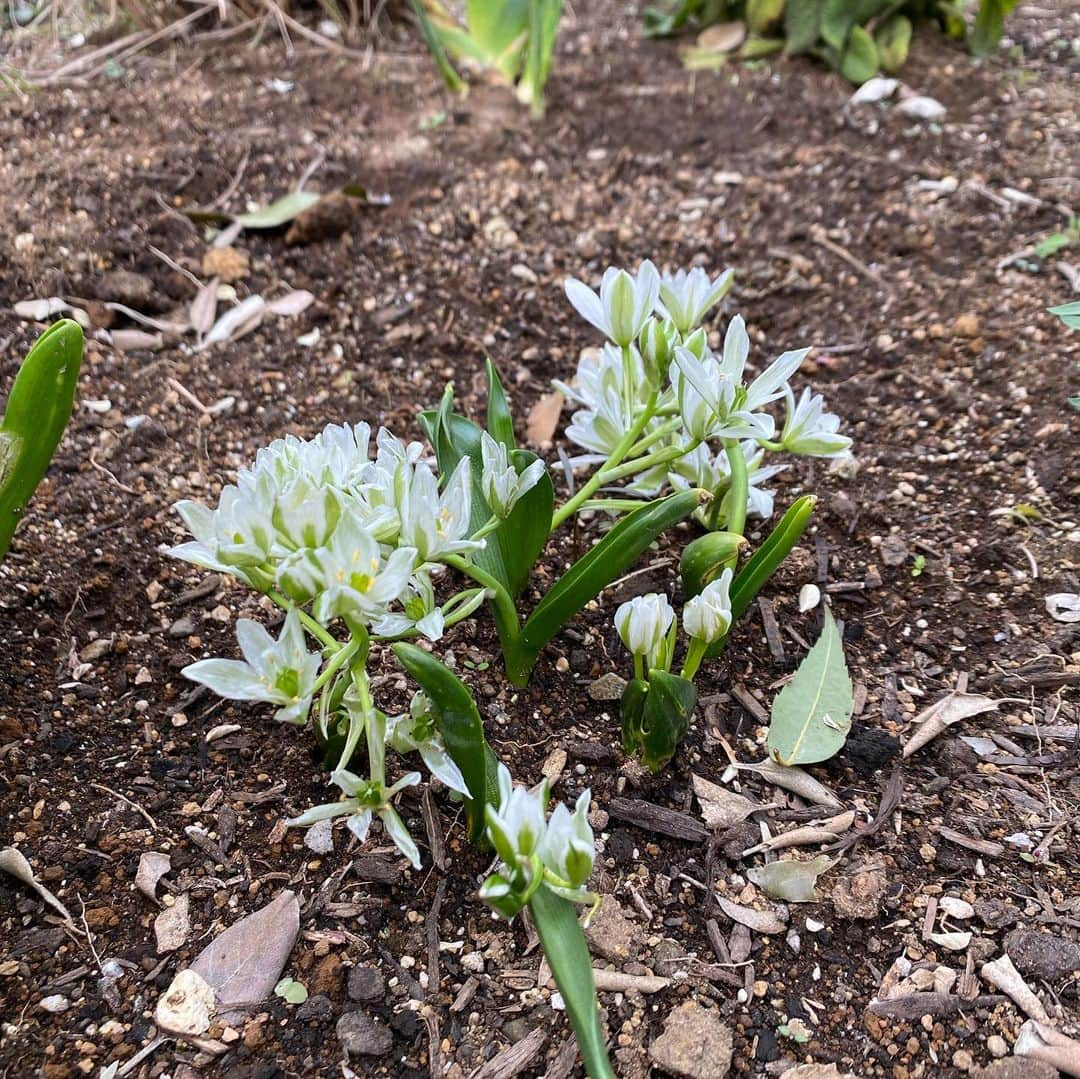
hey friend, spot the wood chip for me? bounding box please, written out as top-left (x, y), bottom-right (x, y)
top-left (470, 1026), bottom-right (546, 1079)
top-left (716, 896), bottom-right (788, 934)
top-left (608, 798), bottom-right (709, 842)
top-left (937, 827), bottom-right (1004, 857)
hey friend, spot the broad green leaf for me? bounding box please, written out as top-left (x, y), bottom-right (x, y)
top-left (1050, 300), bottom-right (1080, 329)
top-left (0, 319), bottom-right (83, 562)
top-left (620, 671), bottom-right (697, 772)
top-left (840, 24), bottom-right (879, 82)
top-left (748, 855), bottom-right (833, 902)
top-left (486, 358), bottom-right (516, 449)
top-left (515, 489), bottom-right (703, 683)
top-left (875, 14), bottom-right (911, 72)
top-left (235, 191), bottom-right (321, 229)
top-left (392, 643), bottom-right (500, 842)
top-left (528, 886), bottom-right (615, 1079)
top-left (821, 0), bottom-right (855, 51)
top-left (467, 0), bottom-right (529, 79)
top-left (420, 392), bottom-right (554, 599)
top-left (783, 0), bottom-right (821, 55)
top-left (971, 0), bottom-right (1019, 57)
top-left (746, 0), bottom-right (784, 33)
top-left (767, 608), bottom-right (854, 766)
top-left (643, 0), bottom-right (706, 38)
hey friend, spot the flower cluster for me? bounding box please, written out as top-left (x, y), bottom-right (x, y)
top-left (557, 263), bottom-right (851, 528)
top-left (172, 421), bottom-right (542, 866)
top-left (479, 764), bottom-right (598, 919)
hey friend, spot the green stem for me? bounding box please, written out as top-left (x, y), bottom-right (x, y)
top-left (756, 438), bottom-right (784, 452)
top-left (580, 498), bottom-right (650, 514)
top-left (680, 637), bottom-right (707, 681)
top-left (626, 416), bottom-right (682, 457)
top-left (597, 440), bottom-right (696, 486)
top-left (471, 514), bottom-right (503, 541)
top-left (445, 555), bottom-right (519, 634)
top-left (714, 439), bottom-right (748, 534)
top-left (311, 641), bottom-right (359, 695)
top-left (264, 588), bottom-right (341, 652)
top-left (633, 653), bottom-right (644, 682)
top-left (551, 391), bottom-right (658, 530)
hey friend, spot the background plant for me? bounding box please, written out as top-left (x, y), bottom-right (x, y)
top-left (0, 319), bottom-right (83, 563)
top-left (408, 0), bottom-right (564, 116)
top-left (644, 0), bottom-right (1020, 82)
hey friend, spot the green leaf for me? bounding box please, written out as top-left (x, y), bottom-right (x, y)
top-left (971, 0), bottom-right (1019, 57)
top-left (392, 643), bottom-right (500, 842)
top-left (1035, 232), bottom-right (1072, 259)
top-left (515, 489), bottom-right (703, 683)
top-left (0, 319), bottom-right (83, 562)
top-left (528, 886), bottom-right (615, 1079)
top-left (1050, 300), bottom-right (1080, 329)
top-left (820, 0), bottom-right (854, 51)
top-left (485, 358), bottom-right (516, 450)
top-left (518, 0), bottom-right (563, 115)
top-left (235, 191), bottom-right (321, 229)
top-left (767, 608), bottom-right (853, 766)
top-left (783, 0), bottom-right (821, 54)
top-left (420, 391), bottom-right (554, 599)
top-left (740, 34), bottom-right (785, 57)
top-left (466, 0), bottom-right (529, 78)
top-left (840, 24), bottom-right (879, 82)
top-left (620, 671), bottom-right (698, 772)
top-left (747, 855), bottom-right (833, 902)
top-left (274, 977), bottom-right (309, 1004)
top-left (643, 0), bottom-right (706, 38)
top-left (407, 0), bottom-right (466, 91)
top-left (1069, 396), bottom-right (1080, 412)
top-left (875, 14), bottom-right (911, 72)
top-left (746, 0), bottom-right (785, 33)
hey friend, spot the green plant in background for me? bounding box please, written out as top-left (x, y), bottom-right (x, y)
top-left (408, 0), bottom-right (564, 116)
top-left (643, 0), bottom-right (1021, 81)
top-left (1049, 300), bottom-right (1080, 410)
top-left (0, 319), bottom-right (84, 563)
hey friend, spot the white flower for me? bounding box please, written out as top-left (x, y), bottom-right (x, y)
top-left (480, 432), bottom-right (547, 519)
top-left (271, 475), bottom-right (341, 551)
top-left (614, 593), bottom-right (675, 670)
top-left (171, 481), bottom-right (276, 577)
top-left (370, 572), bottom-right (445, 641)
top-left (400, 459), bottom-right (482, 562)
top-left (670, 345), bottom-right (732, 441)
top-left (637, 317), bottom-right (678, 386)
top-left (781, 385), bottom-right (852, 458)
top-left (485, 763), bottom-right (549, 867)
top-left (669, 439), bottom-right (785, 525)
top-left (657, 267), bottom-right (734, 333)
top-left (386, 691), bottom-right (469, 796)
top-left (182, 609), bottom-right (320, 725)
top-left (682, 570), bottom-right (734, 644)
top-left (564, 261), bottom-right (660, 347)
top-left (538, 790), bottom-right (595, 889)
top-left (287, 766), bottom-right (423, 869)
top-left (279, 514), bottom-right (417, 623)
top-left (744, 347), bottom-right (810, 413)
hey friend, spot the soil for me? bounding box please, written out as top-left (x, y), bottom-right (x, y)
top-left (1, 3), bottom-right (1079, 1078)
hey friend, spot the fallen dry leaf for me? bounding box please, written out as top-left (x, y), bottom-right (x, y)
top-left (199, 295), bottom-right (266, 351)
top-left (109, 329), bottom-right (164, 351)
top-left (525, 391), bottom-right (564, 447)
top-left (1045, 592), bottom-right (1080, 622)
top-left (748, 855), bottom-right (833, 903)
top-left (697, 20), bottom-right (746, 53)
top-left (0, 847), bottom-right (72, 923)
top-left (265, 289), bottom-right (315, 317)
top-left (902, 690), bottom-right (998, 758)
top-left (716, 896), bottom-right (787, 934)
top-left (736, 759), bottom-right (844, 810)
top-left (692, 773), bottom-right (764, 830)
top-left (14, 297), bottom-right (70, 320)
top-left (190, 277), bottom-right (220, 336)
top-left (135, 852), bottom-right (172, 901)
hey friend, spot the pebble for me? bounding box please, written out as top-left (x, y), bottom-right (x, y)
top-left (1005, 927), bottom-right (1080, 981)
top-left (336, 1011), bottom-right (392, 1057)
top-left (986, 1035), bottom-right (1008, 1058)
top-left (587, 672), bottom-right (626, 701)
top-left (346, 965), bottom-right (386, 1003)
top-left (39, 995), bottom-right (69, 1013)
top-left (648, 1000), bottom-right (733, 1078)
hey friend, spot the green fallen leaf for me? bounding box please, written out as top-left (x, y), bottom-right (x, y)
top-left (1049, 300), bottom-right (1080, 330)
top-left (767, 608), bottom-right (853, 766)
top-left (747, 855), bottom-right (833, 902)
top-left (274, 977), bottom-right (308, 1004)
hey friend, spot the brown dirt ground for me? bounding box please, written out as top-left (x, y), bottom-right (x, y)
top-left (1, 3), bottom-right (1079, 1077)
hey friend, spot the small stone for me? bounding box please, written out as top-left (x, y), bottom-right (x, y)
top-left (986, 1035), bottom-right (1008, 1058)
top-left (201, 246), bottom-right (250, 283)
top-left (587, 672), bottom-right (627, 701)
top-left (460, 951), bottom-right (485, 975)
top-left (584, 896), bottom-right (638, 962)
top-left (154, 893), bottom-right (191, 954)
top-left (879, 534), bottom-right (908, 567)
top-left (954, 312), bottom-right (981, 338)
top-left (337, 1012), bottom-right (392, 1057)
top-left (831, 868), bottom-right (887, 920)
top-left (649, 1000), bottom-right (733, 1079)
top-left (952, 1048), bottom-right (974, 1071)
top-left (1005, 927), bottom-right (1080, 982)
top-left (97, 269), bottom-right (154, 307)
top-left (346, 965), bottom-right (386, 1003)
top-left (39, 995), bottom-right (69, 1013)
top-left (297, 994), bottom-right (333, 1021)
top-left (169, 616), bottom-right (196, 638)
